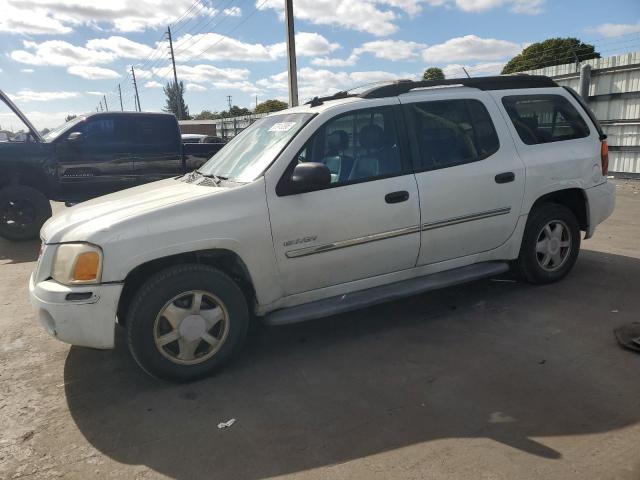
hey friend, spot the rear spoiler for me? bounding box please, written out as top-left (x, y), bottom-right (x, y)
top-left (0, 89), bottom-right (43, 142)
top-left (563, 86), bottom-right (607, 141)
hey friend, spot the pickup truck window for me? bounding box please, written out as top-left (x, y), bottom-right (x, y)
top-left (80, 117), bottom-right (132, 146)
top-left (43, 116), bottom-right (84, 142)
top-left (136, 116), bottom-right (179, 148)
top-left (406, 99), bottom-right (499, 171)
top-left (502, 94), bottom-right (590, 145)
top-left (198, 113), bottom-right (313, 182)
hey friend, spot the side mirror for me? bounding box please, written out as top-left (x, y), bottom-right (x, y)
top-left (290, 162), bottom-right (331, 192)
top-left (67, 131), bottom-right (83, 144)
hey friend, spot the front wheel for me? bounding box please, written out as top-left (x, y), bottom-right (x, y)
top-left (515, 203), bottom-right (581, 284)
top-left (0, 185), bottom-right (52, 241)
top-left (126, 264), bottom-right (250, 381)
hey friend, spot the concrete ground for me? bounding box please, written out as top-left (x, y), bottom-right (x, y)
top-left (1, 180), bottom-right (639, 480)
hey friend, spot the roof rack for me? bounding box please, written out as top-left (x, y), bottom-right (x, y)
top-left (358, 75), bottom-right (558, 99)
top-left (305, 90), bottom-right (357, 107)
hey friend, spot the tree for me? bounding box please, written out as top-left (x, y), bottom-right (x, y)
top-left (193, 110), bottom-right (221, 120)
top-left (162, 81), bottom-right (191, 120)
top-left (423, 67), bottom-right (445, 81)
top-left (255, 99), bottom-right (288, 114)
top-left (65, 114), bottom-right (77, 122)
top-left (502, 37), bottom-right (599, 74)
top-left (227, 105), bottom-right (251, 117)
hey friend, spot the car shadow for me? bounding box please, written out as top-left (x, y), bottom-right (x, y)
top-left (0, 237), bottom-right (40, 264)
top-left (64, 249), bottom-right (640, 480)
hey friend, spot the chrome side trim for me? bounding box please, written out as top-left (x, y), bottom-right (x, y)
top-left (422, 207), bottom-right (511, 231)
top-left (285, 225), bottom-right (421, 258)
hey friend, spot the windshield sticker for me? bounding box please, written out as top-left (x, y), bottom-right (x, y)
top-left (268, 122), bottom-right (297, 132)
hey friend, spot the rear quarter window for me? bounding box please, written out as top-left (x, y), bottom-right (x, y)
top-left (502, 94), bottom-right (590, 145)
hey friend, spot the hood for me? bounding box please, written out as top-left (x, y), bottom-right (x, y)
top-left (0, 89), bottom-right (43, 142)
top-left (42, 177), bottom-right (225, 243)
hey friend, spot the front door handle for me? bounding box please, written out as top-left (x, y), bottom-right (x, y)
top-left (495, 172), bottom-right (515, 184)
top-left (385, 191), bottom-right (410, 204)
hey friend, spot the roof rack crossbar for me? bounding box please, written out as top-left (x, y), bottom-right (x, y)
top-left (358, 75), bottom-right (558, 99)
top-left (305, 90), bottom-right (357, 107)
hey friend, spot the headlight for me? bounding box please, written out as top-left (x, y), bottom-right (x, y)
top-left (52, 243), bottom-right (103, 285)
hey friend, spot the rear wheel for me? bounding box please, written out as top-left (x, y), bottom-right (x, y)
top-left (515, 203), bottom-right (581, 284)
top-left (126, 264), bottom-right (249, 381)
top-left (0, 185), bottom-right (52, 241)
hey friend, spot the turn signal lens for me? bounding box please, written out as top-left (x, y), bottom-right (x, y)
top-left (73, 251), bottom-right (100, 281)
top-left (600, 140), bottom-right (609, 176)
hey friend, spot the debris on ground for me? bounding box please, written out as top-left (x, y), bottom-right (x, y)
top-left (614, 323), bottom-right (640, 353)
top-left (217, 418), bottom-right (237, 429)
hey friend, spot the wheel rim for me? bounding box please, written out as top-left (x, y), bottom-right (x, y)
top-left (535, 219), bottom-right (572, 272)
top-left (153, 290), bottom-right (230, 365)
top-left (0, 199), bottom-right (36, 231)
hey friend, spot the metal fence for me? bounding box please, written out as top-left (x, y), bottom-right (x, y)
top-left (522, 51), bottom-right (640, 175)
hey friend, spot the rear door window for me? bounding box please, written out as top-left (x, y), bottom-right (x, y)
top-left (82, 116), bottom-right (131, 146)
top-left (502, 94), bottom-right (590, 145)
top-left (135, 116), bottom-right (179, 148)
top-left (405, 99), bottom-right (500, 171)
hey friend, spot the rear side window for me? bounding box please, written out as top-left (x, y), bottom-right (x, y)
top-left (502, 94), bottom-right (590, 145)
top-left (135, 116), bottom-right (179, 148)
top-left (406, 99), bottom-right (499, 171)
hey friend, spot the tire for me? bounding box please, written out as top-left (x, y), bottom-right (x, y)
top-left (126, 264), bottom-right (250, 382)
top-left (515, 203), bottom-right (581, 285)
top-left (0, 185), bottom-right (52, 241)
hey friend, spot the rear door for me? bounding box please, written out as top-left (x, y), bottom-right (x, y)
top-left (56, 114), bottom-right (135, 198)
top-left (131, 115), bottom-right (183, 182)
top-left (401, 89), bottom-right (525, 265)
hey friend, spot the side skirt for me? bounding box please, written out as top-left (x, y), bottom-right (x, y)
top-left (262, 261), bottom-right (509, 326)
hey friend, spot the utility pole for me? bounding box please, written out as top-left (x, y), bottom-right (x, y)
top-left (227, 95), bottom-right (232, 111)
top-left (99, 100), bottom-right (103, 112)
top-left (255, 95), bottom-right (258, 110)
top-left (131, 66), bottom-right (141, 112)
top-left (167, 25), bottom-right (183, 120)
top-left (284, 0), bottom-right (299, 107)
top-left (103, 94), bottom-right (109, 111)
top-left (118, 84), bottom-right (123, 111)
top-left (462, 67), bottom-right (471, 78)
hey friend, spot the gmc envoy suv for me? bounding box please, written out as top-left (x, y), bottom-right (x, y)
top-left (29, 76), bottom-right (615, 381)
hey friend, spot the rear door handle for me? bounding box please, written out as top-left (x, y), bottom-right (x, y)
top-left (385, 191), bottom-right (410, 204)
top-left (495, 172), bottom-right (515, 184)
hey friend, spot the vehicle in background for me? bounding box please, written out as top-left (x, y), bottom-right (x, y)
top-left (30, 75), bottom-right (615, 381)
top-left (181, 133), bottom-right (227, 144)
top-left (0, 131), bottom-right (11, 142)
top-left (0, 90), bottom-right (226, 241)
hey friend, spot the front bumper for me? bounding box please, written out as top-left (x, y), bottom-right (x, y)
top-left (584, 181), bottom-right (616, 239)
top-left (29, 273), bottom-right (123, 349)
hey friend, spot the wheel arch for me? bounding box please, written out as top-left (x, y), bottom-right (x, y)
top-left (0, 164), bottom-right (50, 196)
top-left (528, 188), bottom-right (588, 232)
top-left (116, 249), bottom-right (256, 325)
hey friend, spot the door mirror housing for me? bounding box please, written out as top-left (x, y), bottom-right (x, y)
top-left (290, 162), bottom-right (331, 192)
top-left (67, 131), bottom-right (83, 144)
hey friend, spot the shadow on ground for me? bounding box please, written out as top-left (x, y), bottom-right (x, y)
top-left (0, 237), bottom-right (40, 264)
top-left (64, 250), bottom-right (640, 480)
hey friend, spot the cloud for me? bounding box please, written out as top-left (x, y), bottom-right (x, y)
top-left (67, 65), bottom-right (120, 80)
top-left (422, 35), bottom-right (522, 62)
top-left (20, 68), bottom-right (35, 73)
top-left (587, 22), bottom-right (640, 38)
top-left (441, 61), bottom-right (506, 77)
top-left (174, 31), bottom-right (338, 62)
top-left (11, 39), bottom-right (116, 67)
top-left (9, 89), bottom-right (80, 102)
top-left (356, 39), bottom-right (427, 60)
top-left (312, 54), bottom-right (360, 67)
top-left (257, 67), bottom-right (416, 101)
top-left (0, 110), bottom-right (78, 130)
top-left (86, 36), bottom-right (155, 58)
top-left (454, 0), bottom-right (544, 14)
top-left (186, 83), bottom-right (207, 92)
top-left (0, 0), bottom-right (217, 35)
top-left (144, 81), bottom-right (164, 89)
top-left (86, 91), bottom-right (104, 96)
top-left (223, 7), bottom-right (242, 17)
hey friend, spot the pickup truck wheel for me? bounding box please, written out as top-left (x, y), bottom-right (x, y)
top-left (0, 185), bottom-right (52, 241)
top-left (126, 264), bottom-right (249, 381)
top-left (515, 203), bottom-right (580, 284)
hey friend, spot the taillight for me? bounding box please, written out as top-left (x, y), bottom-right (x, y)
top-left (600, 139), bottom-right (609, 176)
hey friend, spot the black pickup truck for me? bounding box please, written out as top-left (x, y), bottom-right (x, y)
top-left (0, 90), bottom-right (225, 240)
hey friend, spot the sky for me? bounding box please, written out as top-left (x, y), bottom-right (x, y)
top-left (0, 0), bottom-right (638, 131)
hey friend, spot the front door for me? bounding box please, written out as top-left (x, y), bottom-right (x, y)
top-left (400, 91), bottom-right (525, 265)
top-left (56, 115), bottom-right (135, 199)
top-left (266, 105), bottom-right (421, 296)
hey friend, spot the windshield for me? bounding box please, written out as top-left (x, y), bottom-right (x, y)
top-left (197, 113), bottom-right (313, 182)
top-left (43, 116), bottom-right (85, 142)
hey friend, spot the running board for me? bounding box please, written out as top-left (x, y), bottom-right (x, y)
top-left (263, 261), bottom-right (510, 326)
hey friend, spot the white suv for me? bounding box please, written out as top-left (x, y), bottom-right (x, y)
top-left (30, 75), bottom-right (615, 381)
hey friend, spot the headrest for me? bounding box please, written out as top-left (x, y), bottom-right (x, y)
top-left (327, 130), bottom-right (349, 151)
top-left (359, 124), bottom-right (385, 149)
